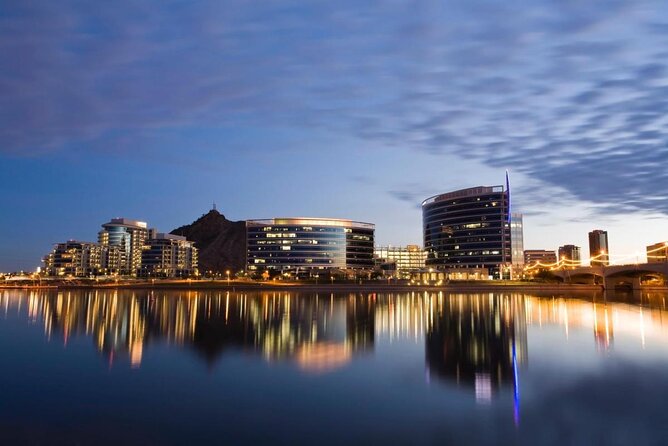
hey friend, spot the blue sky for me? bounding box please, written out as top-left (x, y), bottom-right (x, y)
top-left (2, 0), bottom-right (668, 271)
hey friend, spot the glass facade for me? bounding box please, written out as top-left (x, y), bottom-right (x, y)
top-left (647, 242), bottom-right (668, 263)
top-left (422, 185), bottom-right (511, 279)
top-left (588, 230), bottom-right (609, 266)
top-left (524, 249), bottom-right (558, 266)
top-left (247, 218), bottom-right (375, 273)
top-left (510, 213), bottom-right (524, 270)
top-left (374, 245), bottom-right (426, 277)
top-left (98, 218), bottom-right (149, 276)
top-left (558, 245), bottom-right (582, 268)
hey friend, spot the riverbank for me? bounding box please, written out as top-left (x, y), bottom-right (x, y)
top-left (0, 280), bottom-right (650, 293)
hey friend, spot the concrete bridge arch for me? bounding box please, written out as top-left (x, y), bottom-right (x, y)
top-left (552, 262), bottom-right (668, 290)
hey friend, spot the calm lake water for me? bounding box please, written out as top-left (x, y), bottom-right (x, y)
top-left (2, 289), bottom-right (668, 445)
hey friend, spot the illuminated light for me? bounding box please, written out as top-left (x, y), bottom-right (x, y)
top-left (475, 373), bottom-right (492, 404)
top-left (295, 343), bottom-right (351, 374)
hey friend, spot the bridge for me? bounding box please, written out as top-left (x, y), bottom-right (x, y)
top-left (552, 262), bottom-right (668, 290)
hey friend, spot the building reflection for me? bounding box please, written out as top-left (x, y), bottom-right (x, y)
top-left (3, 289), bottom-right (668, 380)
top-left (0, 290), bottom-right (375, 373)
top-left (424, 293), bottom-right (527, 404)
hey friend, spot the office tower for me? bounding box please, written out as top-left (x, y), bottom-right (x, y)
top-left (646, 242), bottom-right (668, 263)
top-left (510, 213), bottom-right (525, 273)
top-left (523, 250), bottom-right (557, 267)
top-left (422, 180), bottom-right (511, 279)
top-left (374, 245), bottom-right (426, 277)
top-left (588, 230), bottom-right (609, 266)
top-left (558, 245), bottom-right (582, 268)
top-left (246, 217), bottom-right (375, 273)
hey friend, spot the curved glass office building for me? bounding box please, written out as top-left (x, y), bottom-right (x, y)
top-left (422, 184), bottom-right (511, 279)
top-left (247, 218), bottom-right (375, 273)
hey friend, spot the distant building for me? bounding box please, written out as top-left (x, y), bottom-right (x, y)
top-left (647, 242), bottom-right (668, 263)
top-left (374, 245), bottom-right (426, 277)
top-left (588, 230), bottom-right (609, 266)
top-left (141, 233), bottom-right (198, 277)
top-left (524, 250), bottom-right (557, 267)
top-left (99, 218), bottom-right (149, 276)
top-left (558, 245), bottom-right (582, 268)
top-left (510, 213), bottom-right (525, 272)
top-left (246, 218), bottom-right (375, 274)
top-left (44, 241), bottom-right (103, 277)
top-left (422, 177), bottom-right (512, 279)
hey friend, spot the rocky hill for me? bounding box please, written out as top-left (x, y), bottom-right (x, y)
top-left (171, 209), bottom-right (246, 274)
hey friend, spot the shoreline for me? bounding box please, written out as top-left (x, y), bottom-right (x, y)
top-left (2, 281), bottom-right (667, 293)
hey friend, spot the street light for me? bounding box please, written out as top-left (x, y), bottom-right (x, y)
top-left (226, 270), bottom-right (230, 286)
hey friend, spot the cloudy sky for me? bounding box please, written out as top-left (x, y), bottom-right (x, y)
top-left (2, 0), bottom-right (668, 270)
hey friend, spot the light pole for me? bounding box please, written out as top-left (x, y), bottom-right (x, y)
top-left (226, 270), bottom-right (230, 286)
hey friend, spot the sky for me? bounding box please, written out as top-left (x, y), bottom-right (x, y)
top-left (1, 0), bottom-right (668, 271)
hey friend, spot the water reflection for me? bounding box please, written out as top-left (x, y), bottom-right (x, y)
top-left (3, 289), bottom-right (668, 444)
top-left (0, 290), bottom-right (377, 372)
top-left (425, 294), bottom-right (527, 404)
top-left (2, 289), bottom-right (668, 378)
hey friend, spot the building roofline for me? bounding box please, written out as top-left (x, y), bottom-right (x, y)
top-left (421, 185), bottom-right (505, 207)
top-left (247, 217), bottom-right (374, 230)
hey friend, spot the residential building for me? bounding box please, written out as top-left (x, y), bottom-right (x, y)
top-left (141, 233), bottom-right (198, 277)
top-left (98, 218), bottom-right (149, 276)
top-left (43, 241), bottom-right (103, 277)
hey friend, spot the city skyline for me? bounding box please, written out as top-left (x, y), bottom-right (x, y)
top-left (3, 184), bottom-right (667, 272)
top-left (2, 1), bottom-right (668, 270)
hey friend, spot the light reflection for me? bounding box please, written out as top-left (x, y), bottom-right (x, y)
top-left (1, 289), bottom-right (668, 380)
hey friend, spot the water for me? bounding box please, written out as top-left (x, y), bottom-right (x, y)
top-left (1, 289), bottom-right (668, 445)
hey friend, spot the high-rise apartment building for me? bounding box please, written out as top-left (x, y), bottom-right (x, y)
top-left (588, 230), bottom-right (609, 266)
top-left (141, 233), bottom-right (198, 277)
top-left (558, 245), bottom-right (582, 268)
top-left (43, 241), bottom-right (103, 277)
top-left (99, 218), bottom-right (149, 276)
top-left (422, 181), bottom-right (511, 279)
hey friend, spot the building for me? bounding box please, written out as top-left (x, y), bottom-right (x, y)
top-left (98, 218), bottom-right (149, 276)
top-left (588, 230), bottom-right (609, 266)
top-left (374, 245), bottom-right (426, 277)
top-left (558, 245), bottom-right (582, 267)
top-left (524, 250), bottom-right (557, 267)
top-left (246, 217), bottom-right (375, 274)
top-left (422, 180), bottom-right (511, 279)
top-left (43, 241), bottom-right (103, 277)
top-left (510, 213), bottom-right (525, 272)
top-left (647, 242), bottom-right (668, 263)
top-left (141, 233), bottom-right (198, 277)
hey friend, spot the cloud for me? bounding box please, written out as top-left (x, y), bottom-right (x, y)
top-left (2, 0), bottom-right (668, 216)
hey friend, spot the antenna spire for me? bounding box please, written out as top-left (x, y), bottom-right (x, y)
top-left (212, 201), bottom-right (217, 211)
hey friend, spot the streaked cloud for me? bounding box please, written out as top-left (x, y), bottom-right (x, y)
top-left (2, 0), bottom-right (668, 215)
